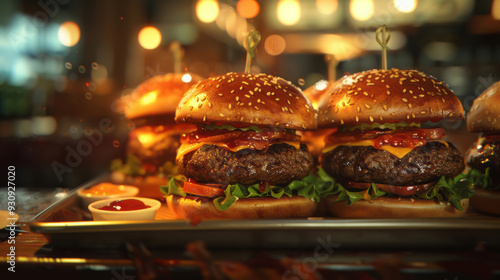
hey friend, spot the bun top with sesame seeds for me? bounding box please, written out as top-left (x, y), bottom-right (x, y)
top-left (125, 73), bottom-right (205, 120)
top-left (175, 72), bottom-right (317, 130)
top-left (316, 68), bottom-right (465, 128)
top-left (467, 81), bottom-right (500, 132)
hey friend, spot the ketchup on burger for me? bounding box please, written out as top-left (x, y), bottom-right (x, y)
top-left (161, 72), bottom-right (334, 219)
top-left (317, 68), bottom-right (474, 218)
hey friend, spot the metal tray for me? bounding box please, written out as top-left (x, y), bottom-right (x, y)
top-left (29, 176), bottom-right (500, 250)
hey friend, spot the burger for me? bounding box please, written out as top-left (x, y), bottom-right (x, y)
top-left (110, 73), bottom-right (204, 199)
top-left (161, 72), bottom-right (331, 219)
top-left (466, 81), bottom-right (500, 216)
top-left (317, 68), bottom-right (474, 218)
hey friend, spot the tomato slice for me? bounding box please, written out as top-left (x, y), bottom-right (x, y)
top-left (183, 180), bottom-right (225, 198)
top-left (344, 181), bottom-right (436, 196)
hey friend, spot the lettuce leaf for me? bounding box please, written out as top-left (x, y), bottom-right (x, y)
top-left (160, 167), bottom-right (340, 211)
top-left (203, 124), bottom-right (263, 133)
top-left (110, 153), bottom-right (178, 177)
top-left (321, 170), bottom-right (475, 210)
top-left (339, 121), bottom-right (421, 132)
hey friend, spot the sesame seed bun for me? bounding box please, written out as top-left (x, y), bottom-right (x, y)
top-left (470, 188), bottom-right (500, 216)
top-left (467, 81), bottom-right (500, 132)
top-left (323, 195), bottom-right (469, 218)
top-left (175, 73), bottom-right (317, 130)
top-left (165, 195), bottom-right (318, 219)
top-left (125, 73), bottom-right (204, 120)
top-left (317, 68), bottom-right (465, 127)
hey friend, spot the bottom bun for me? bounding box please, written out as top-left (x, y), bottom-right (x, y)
top-left (470, 188), bottom-right (500, 216)
top-left (165, 195), bottom-right (317, 219)
top-left (110, 171), bottom-right (169, 200)
top-left (324, 195), bottom-right (469, 218)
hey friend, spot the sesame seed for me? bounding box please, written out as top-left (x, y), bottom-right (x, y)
top-left (248, 102), bottom-right (252, 106)
top-left (245, 94), bottom-right (251, 98)
top-left (367, 83), bottom-right (375, 86)
top-left (412, 113), bottom-right (415, 118)
top-left (218, 93), bottom-right (223, 96)
top-left (356, 116), bottom-right (359, 122)
top-left (241, 117), bottom-right (244, 121)
top-left (403, 89), bottom-right (407, 93)
top-left (381, 80), bottom-right (385, 83)
top-left (442, 98), bottom-right (446, 103)
top-left (240, 86), bottom-right (243, 90)
top-left (203, 115), bottom-right (207, 121)
top-left (236, 96), bottom-right (240, 101)
top-left (364, 104), bottom-right (370, 109)
top-left (254, 106), bottom-right (259, 110)
top-left (369, 116), bottom-right (374, 122)
top-left (419, 94), bottom-right (424, 98)
top-left (357, 106), bottom-right (361, 112)
top-left (216, 84), bottom-right (220, 89)
top-left (383, 105), bottom-right (388, 111)
top-left (363, 92), bottom-right (368, 96)
top-left (276, 98), bottom-right (280, 101)
top-left (408, 103), bottom-right (412, 109)
top-left (209, 102), bottom-right (212, 108)
top-left (409, 90), bottom-right (413, 94)
top-left (305, 104), bottom-right (310, 109)
top-left (219, 113), bottom-right (224, 117)
top-left (402, 98), bottom-right (408, 102)
top-left (242, 81), bottom-right (249, 85)
top-left (287, 100), bottom-right (291, 105)
top-left (257, 99), bottom-right (261, 103)
top-left (354, 92), bottom-right (359, 95)
top-left (228, 104), bottom-right (232, 109)
top-left (420, 111), bottom-right (426, 114)
top-left (249, 91), bottom-right (254, 95)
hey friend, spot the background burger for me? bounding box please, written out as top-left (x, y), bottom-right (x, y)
top-left (466, 81), bottom-right (500, 216)
top-left (161, 72), bottom-right (332, 219)
top-left (317, 68), bottom-right (474, 218)
top-left (111, 72), bottom-right (203, 199)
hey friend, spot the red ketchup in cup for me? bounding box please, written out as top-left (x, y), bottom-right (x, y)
top-left (98, 199), bottom-right (151, 211)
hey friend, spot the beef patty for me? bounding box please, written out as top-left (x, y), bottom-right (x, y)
top-left (177, 143), bottom-right (313, 185)
top-left (321, 141), bottom-right (464, 186)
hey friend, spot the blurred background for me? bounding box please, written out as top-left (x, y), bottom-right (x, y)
top-left (0, 0), bottom-right (499, 189)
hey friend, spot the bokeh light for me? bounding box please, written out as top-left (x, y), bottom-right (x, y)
top-left (236, 0), bottom-right (260, 19)
top-left (394, 0), bottom-right (417, 13)
top-left (316, 0), bottom-right (338, 15)
top-left (182, 73), bottom-right (193, 83)
top-left (264, 34), bottom-right (286, 56)
top-left (277, 0), bottom-right (301, 26)
top-left (138, 26), bottom-right (162, 50)
top-left (58, 21), bottom-right (80, 47)
top-left (350, 0), bottom-right (374, 21)
top-left (196, 0), bottom-right (219, 23)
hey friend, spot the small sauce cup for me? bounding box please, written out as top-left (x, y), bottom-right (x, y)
top-left (88, 197), bottom-right (161, 221)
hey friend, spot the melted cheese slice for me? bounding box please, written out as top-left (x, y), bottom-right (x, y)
top-left (177, 141), bottom-right (301, 160)
top-left (322, 140), bottom-right (449, 159)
